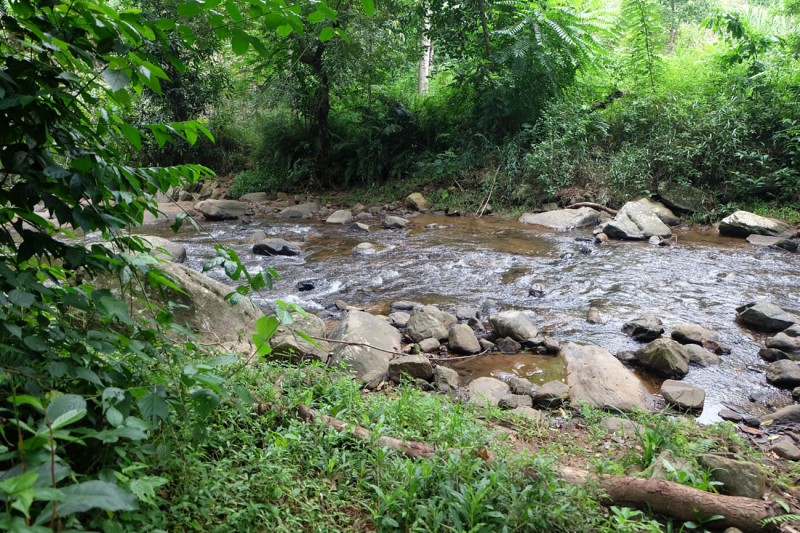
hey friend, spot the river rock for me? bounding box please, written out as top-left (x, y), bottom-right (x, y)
top-left (277, 202), bottom-right (320, 218)
top-left (600, 417), bottom-right (640, 437)
top-left (407, 306), bottom-right (449, 342)
top-left (352, 242), bottom-right (378, 256)
top-left (434, 365), bottom-right (459, 389)
top-left (661, 380), bottom-right (705, 410)
top-left (253, 238), bottom-right (301, 256)
top-left (736, 301), bottom-right (800, 332)
top-left (134, 236), bottom-right (186, 263)
top-left (766, 360), bottom-right (800, 388)
top-left (767, 332), bottom-right (800, 355)
top-left (746, 234), bottom-right (799, 252)
top-left (467, 377), bottom-right (511, 407)
top-left (349, 222), bottom-right (370, 233)
top-left (587, 307), bottom-right (602, 324)
top-left (388, 354), bottom-right (433, 382)
top-left (489, 311), bottom-right (538, 342)
top-left (329, 311), bottom-right (402, 388)
top-left (456, 307), bottom-right (478, 321)
top-left (499, 394), bottom-right (533, 409)
top-left (517, 207), bottom-right (600, 231)
top-left (448, 324), bottom-right (481, 354)
top-left (562, 343), bottom-right (651, 412)
top-left (421, 305), bottom-right (457, 327)
top-left (532, 381), bottom-right (570, 408)
top-left (389, 311), bottom-right (410, 328)
top-left (670, 324), bottom-right (719, 346)
top-left (497, 337), bottom-right (522, 354)
top-left (634, 198), bottom-right (680, 226)
top-left (657, 181), bottom-right (714, 213)
top-left (270, 313), bottom-right (329, 363)
top-left (719, 409), bottom-right (743, 422)
top-left (511, 406), bottom-right (546, 422)
top-left (508, 376), bottom-right (535, 396)
top-left (195, 199), bottom-right (253, 220)
top-left (418, 338), bottom-right (441, 353)
top-left (719, 210), bottom-right (792, 238)
top-left (245, 230), bottom-right (268, 243)
top-left (325, 210), bottom-right (353, 225)
top-left (762, 405), bottom-right (800, 423)
top-left (684, 344), bottom-right (720, 367)
top-left (383, 215), bottom-right (409, 229)
top-left (479, 338), bottom-right (495, 351)
top-left (543, 337), bottom-right (560, 354)
top-left (635, 339), bottom-right (690, 378)
top-left (392, 301), bottom-right (421, 312)
top-left (698, 454), bottom-right (766, 499)
top-left (773, 439), bottom-right (800, 461)
top-left (785, 324), bottom-right (800, 337)
top-left (604, 201), bottom-right (672, 240)
top-left (622, 313), bottom-right (664, 342)
top-left (405, 192), bottom-right (429, 211)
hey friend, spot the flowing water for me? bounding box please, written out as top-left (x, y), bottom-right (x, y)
top-left (127, 212), bottom-right (800, 423)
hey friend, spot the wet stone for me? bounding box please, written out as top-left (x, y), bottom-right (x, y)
top-left (497, 337), bottom-right (522, 354)
top-left (719, 409), bottom-right (743, 423)
top-left (773, 439), bottom-right (800, 461)
top-left (499, 394), bottom-right (533, 409)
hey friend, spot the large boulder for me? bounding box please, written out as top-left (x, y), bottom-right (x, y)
top-left (532, 381), bottom-right (570, 407)
top-left (448, 324), bottom-right (481, 354)
top-left (761, 405), bottom-right (800, 423)
top-left (489, 311), bottom-right (538, 342)
top-left (736, 301), bottom-right (800, 332)
top-left (670, 324), bottom-right (719, 346)
top-left (434, 366), bottom-right (460, 389)
top-left (518, 208), bottom-right (600, 231)
top-left (195, 199), bottom-right (253, 220)
top-left (766, 332), bottom-right (800, 355)
top-left (277, 202), bottom-right (319, 218)
top-left (634, 198), bottom-right (680, 226)
top-left (407, 306), bottom-right (448, 343)
top-left (660, 380), bottom-right (705, 410)
top-left (746, 234), bottom-right (799, 252)
top-left (329, 311), bottom-right (402, 387)
top-left (421, 305), bottom-right (458, 327)
top-left (635, 339), bottom-right (690, 378)
top-left (698, 455), bottom-right (766, 499)
top-left (684, 344), bottom-right (720, 367)
top-left (622, 313), bottom-right (664, 342)
top-left (325, 210), bottom-right (354, 225)
top-left (766, 360), bottom-right (800, 388)
top-left (604, 201), bottom-right (672, 240)
top-left (405, 193), bottom-right (429, 211)
top-left (467, 377), bottom-right (510, 407)
top-left (561, 343), bottom-right (651, 412)
top-left (270, 313), bottom-right (329, 363)
top-left (253, 238), bottom-right (301, 257)
top-left (388, 354), bottom-right (433, 382)
top-left (383, 216), bottom-right (409, 229)
top-left (719, 211), bottom-right (793, 238)
top-left (657, 181), bottom-right (714, 214)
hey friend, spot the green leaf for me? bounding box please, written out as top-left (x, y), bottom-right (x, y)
top-left (9, 395), bottom-right (43, 411)
top-left (55, 480), bottom-right (139, 516)
top-left (101, 69), bottom-right (131, 92)
top-left (231, 29), bottom-right (250, 55)
top-left (308, 11), bottom-right (325, 23)
top-left (225, 0), bottom-right (242, 22)
top-left (232, 385), bottom-right (254, 406)
top-left (23, 335), bottom-right (48, 352)
top-left (8, 289), bottom-right (34, 308)
top-left (362, 0), bottom-right (375, 16)
top-left (97, 296), bottom-right (133, 325)
top-left (47, 394), bottom-right (87, 422)
top-left (129, 476), bottom-right (168, 504)
top-left (156, 18), bottom-right (176, 30)
top-left (255, 316), bottom-right (279, 341)
top-left (138, 393), bottom-right (170, 426)
top-left (0, 471), bottom-right (39, 495)
top-left (106, 406), bottom-right (124, 427)
top-left (319, 27), bottom-right (334, 42)
top-left (50, 409), bottom-right (86, 430)
top-left (191, 389), bottom-right (220, 418)
top-left (120, 124), bottom-right (142, 149)
top-left (277, 24), bottom-right (292, 37)
top-left (177, 0), bottom-right (204, 17)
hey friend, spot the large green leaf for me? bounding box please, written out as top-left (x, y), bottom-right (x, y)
top-left (55, 480), bottom-right (139, 516)
top-left (100, 69), bottom-right (130, 92)
top-left (191, 389), bottom-right (220, 418)
top-left (231, 29), bottom-right (250, 55)
top-left (47, 394), bottom-right (87, 422)
top-left (138, 393), bottom-right (169, 426)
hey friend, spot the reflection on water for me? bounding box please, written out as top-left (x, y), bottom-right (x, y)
top-left (100, 212), bottom-right (800, 423)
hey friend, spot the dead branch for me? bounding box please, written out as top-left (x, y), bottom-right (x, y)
top-left (565, 202), bottom-right (618, 216)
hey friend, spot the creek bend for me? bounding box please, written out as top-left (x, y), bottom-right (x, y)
top-left (122, 213), bottom-right (800, 423)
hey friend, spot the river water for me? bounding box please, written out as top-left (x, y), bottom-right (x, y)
top-left (132, 212), bottom-right (800, 423)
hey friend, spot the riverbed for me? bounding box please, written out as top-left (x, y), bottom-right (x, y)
top-left (127, 212), bottom-right (800, 423)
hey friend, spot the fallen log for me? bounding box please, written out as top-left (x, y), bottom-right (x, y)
top-left (292, 403), bottom-right (786, 531)
top-left (565, 202), bottom-right (618, 216)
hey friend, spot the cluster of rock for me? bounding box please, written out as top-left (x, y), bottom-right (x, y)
top-left (743, 302), bottom-right (800, 390)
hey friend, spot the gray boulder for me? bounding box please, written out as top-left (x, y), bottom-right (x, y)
top-left (245, 230), bottom-right (267, 243)
top-left (719, 210), bottom-right (792, 238)
top-left (767, 332), bottom-right (800, 355)
top-left (349, 222), bottom-right (371, 233)
top-left (518, 207), bottom-right (600, 231)
top-left (766, 360), bottom-right (800, 388)
top-left (670, 324), bottom-right (719, 346)
top-left (698, 454), bottom-right (766, 499)
top-left (746, 234), bottom-right (799, 252)
top-left (253, 238), bottom-right (301, 257)
top-left (434, 366), bottom-right (459, 389)
top-left (467, 377), bottom-right (511, 407)
top-left (388, 311), bottom-right (410, 328)
top-left (604, 201), bottom-right (672, 240)
top-left (511, 406), bottom-right (546, 422)
top-left (270, 313), bottom-right (329, 363)
top-left (448, 324), bottom-right (481, 354)
top-left (352, 242), bottom-right (378, 256)
top-left (383, 215), bottom-right (409, 229)
top-left (239, 192), bottom-right (270, 203)
top-left (736, 301), bottom-right (800, 332)
top-left (407, 306), bottom-right (449, 343)
top-left (587, 307), bottom-right (602, 324)
top-left (562, 343), bottom-right (651, 412)
top-left (326, 210), bottom-right (354, 225)
top-left (634, 198), bottom-right (680, 226)
top-left (684, 344), bottom-right (720, 367)
top-left (388, 354), bottom-right (433, 382)
top-left (489, 311), bottom-right (538, 342)
top-left (499, 394), bottom-right (533, 409)
top-left (277, 202), bottom-right (320, 218)
top-left (329, 311), bottom-right (402, 388)
top-left (600, 417), bottom-right (640, 437)
top-left (497, 337), bottom-right (522, 354)
top-left (456, 307), bottom-right (478, 321)
top-left (660, 380), bottom-right (705, 410)
top-left (418, 338), bottom-right (441, 353)
top-left (532, 381), bottom-right (570, 408)
top-left (421, 305), bottom-right (458, 327)
top-left (622, 313), bottom-right (664, 342)
top-left (195, 199), bottom-right (253, 220)
top-left (405, 192), bottom-right (429, 211)
top-left (773, 439), bottom-right (800, 461)
top-left (117, 235), bottom-right (186, 263)
top-left (761, 405), bottom-right (800, 423)
top-left (508, 376), bottom-right (535, 396)
top-left (657, 181), bottom-right (714, 214)
top-left (635, 339), bottom-right (690, 378)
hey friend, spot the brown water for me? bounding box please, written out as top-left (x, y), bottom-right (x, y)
top-left (109, 212), bottom-right (800, 423)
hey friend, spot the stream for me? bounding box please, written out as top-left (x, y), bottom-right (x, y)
top-left (126, 212), bottom-right (800, 423)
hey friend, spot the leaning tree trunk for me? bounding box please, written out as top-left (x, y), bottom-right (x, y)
top-left (418, 17), bottom-right (432, 94)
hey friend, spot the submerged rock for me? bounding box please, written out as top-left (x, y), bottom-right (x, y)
top-left (352, 242), bottom-right (378, 256)
top-left (562, 343), bottom-right (651, 412)
top-left (517, 207), bottom-right (600, 231)
top-left (622, 313), bottom-right (664, 342)
top-left (746, 234), bottom-right (799, 252)
top-left (587, 307), bottom-right (602, 324)
top-left (383, 215), bottom-right (409, 229)
top-left (720, 211), bottom-right (792, 238)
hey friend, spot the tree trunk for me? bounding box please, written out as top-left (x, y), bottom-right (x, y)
top-left (418, 18), bottom-right (432, 93)
top-left (296, 40), bottom-right (331, 178)
top-left (476, 0), bottom-right (493, 65)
